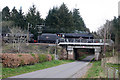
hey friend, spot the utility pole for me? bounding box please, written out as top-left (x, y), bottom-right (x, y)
top-left (27, 23), bottom-right (30, 45)
top-left (55, 38), bottom-right (58, 60)
top-left (36, 25), bottom-right (42, 35)
top-left (104, 27), bottom-right (106, 57)
top-left (103, 26), bottom-right (107, 68)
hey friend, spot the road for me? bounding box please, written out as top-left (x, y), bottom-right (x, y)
top-left (10, 55), bottom-right (94, 78)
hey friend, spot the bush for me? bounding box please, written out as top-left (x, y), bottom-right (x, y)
top-left (38, 54), bottom-right (52, 63)
top-left (0, 53), bottom-right (2, 63)
top-left (2, 53), bottom-right (39, 68)
top-left (51, 54), bottom-right (55, 60)
top-left (59, 48), bottom-right (67, 60)
top-left (1, 53), bottom-right (53, 68)
top-left (38, 54), bottom-right (48, 63)
top-left (47, 54), bottom-right (52, 61)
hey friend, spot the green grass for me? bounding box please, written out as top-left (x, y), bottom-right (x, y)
top-left (78, 54), bottom-right (88, 60)
top-left (107, 63), bottom-right (120, 70)
top-left (85, 61), bottom-right (104, 78)
top-left (0, 63), bottom-right (2, 79)
top-left (78, 54), bottom-right (91, 61)
top-left (2, 60), bottom-right (74, 79)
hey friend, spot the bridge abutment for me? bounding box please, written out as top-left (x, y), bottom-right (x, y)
top-left (95, 48), bottom-right (101, 60)
top-left (66, 46), bottom-right (101, 60)
top-left (68, 50), bottom-right (74, 60)
top-left (67, 46), bottom-right (74, 60)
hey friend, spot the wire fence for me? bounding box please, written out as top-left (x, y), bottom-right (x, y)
top-left (101, 58), bottom-right (119, 79)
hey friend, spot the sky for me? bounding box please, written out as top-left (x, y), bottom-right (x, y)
top-left (0, 0), bottom-right (119, 32)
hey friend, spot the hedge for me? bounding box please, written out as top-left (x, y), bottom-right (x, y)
top-left (1, 53), bottom-right (53, 68)
top-left (51, 54), bottom-right (55, 60)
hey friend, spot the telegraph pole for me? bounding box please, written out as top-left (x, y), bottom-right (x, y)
top-left (104, 27), bottom-right (106, 57)
top-left (55, 38), bottom-right (58, 60)
top-left (27, 23), bottom-right (30, 45)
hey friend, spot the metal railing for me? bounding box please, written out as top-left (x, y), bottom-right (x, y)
top-left (58, 38), bottom-right (114, 44)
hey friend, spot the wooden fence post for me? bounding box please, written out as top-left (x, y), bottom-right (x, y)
top-left (113, 68), bottom-right (115, 79)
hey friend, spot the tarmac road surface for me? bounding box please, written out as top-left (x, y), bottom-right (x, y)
top-left (10, 55), bottom-right (94, 78)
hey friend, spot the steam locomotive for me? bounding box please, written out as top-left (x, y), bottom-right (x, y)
top-left (2, 32), bottom-right (94, 43)
top-left (37, 33), bottom-right (94, 43)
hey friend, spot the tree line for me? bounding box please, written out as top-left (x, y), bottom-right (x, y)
top-left (1, 3), bottom-right (89, 39)
top-left (97, 17), bottom-right (120, 50)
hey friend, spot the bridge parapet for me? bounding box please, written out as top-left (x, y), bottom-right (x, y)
top-left (58, 39), bottom-right (114, 46)
top-left (58, 38), bottom-right (113, 43)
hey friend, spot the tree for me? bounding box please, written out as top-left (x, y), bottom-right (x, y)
top-left (9, 27), bottom-right (27, 53)
top-left (45, 3), bottom-right (75, 33)
top-left (45, 3), bottom-right (89, 33)
top-left (112, 17), bottom-right (120, 48)
top-left (72, 8), bottom-right (87, 31)
top-left (97, 20), bottom-right (113, 39)
top-left (17, 7), bottom-right (26, 29)
top-left (2, 21), bottom-right (14, 34)
top-left (58, 3), bottom-right (74, 33)
top-left (26, 5), bottom-right (43, 39)
top-left (10, 7), bottom-right (19, 26)
top-left (97, 16), bottom-right (120, 50)
top-left (2, 6), bottom-right (27, 30)
top-left (2, 6), bottom-right (10, 21)
top-left (45, 7), bottom-right (59, 33)
top-left (26, 5), bottom-right (43, 25)
top-left (0, 11), bottom-right (2, 22)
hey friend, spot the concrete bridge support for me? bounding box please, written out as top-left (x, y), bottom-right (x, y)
top-left (95, 48), bottom-right (101, 60)
top-left (67, 46), bottom-right (74, 59)
top-left (67, 46), bottom-right (101, 60)
top-left (68, 50), bottom-right (74, 60)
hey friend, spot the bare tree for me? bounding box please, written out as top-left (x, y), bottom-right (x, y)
top-left (97, 26), bottom-right (105, 38)
top-left (9, 27), bottom-right (27, 53)
top-left (97, 20), bottom-right (113, 40)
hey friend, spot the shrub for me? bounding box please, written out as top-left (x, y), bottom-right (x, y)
top-left (38, 54), bottom-right (52, 63)
top-left (0, 53), bottom-right (2, 63)
top-left (1, 53), bottom-right (53, 68)
top-left (47, 54), bottom-right (52, 61)
top-left (38, 54), bottom-right (48, 63)
top-left (20, 60), bottom-right (24, 66)
top-left (59, 48), bottom-right (67, 60)
top-left (2, 53), bottom-right (39, 68)
top-left (51, 54), bottom-right (55, 60)
top-left (18, 55), bottom-right (22, 57)
top-left (31, 54), bottom-right (35, 57)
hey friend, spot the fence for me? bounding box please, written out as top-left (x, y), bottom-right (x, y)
top-left (58, 38), bottom-right (114, 44)
top-left (101, 58), bottom-right (119, 79)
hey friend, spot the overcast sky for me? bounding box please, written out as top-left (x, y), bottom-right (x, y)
top-left (0, 0), bottom-right (119, 32)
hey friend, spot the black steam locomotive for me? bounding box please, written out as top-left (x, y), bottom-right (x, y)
top-left (2, 32), bottom-right (94, 43)
top-left (38, 33), bottom-right (59, 43)
top-left (37, 33), bottom-right (94, 43)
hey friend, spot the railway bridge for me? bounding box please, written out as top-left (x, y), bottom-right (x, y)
top-left (58, 39), bottom-right (114, 60)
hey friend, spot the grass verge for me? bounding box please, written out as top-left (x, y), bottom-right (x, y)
top-left (0, 63), bottom-right (2, 79)
top-left (107, 63), bottom-right (120, 70)
top-left (78, 54), bottom-right (87, 60)
top-left (2, 60), bottom-right (74, 79)
top-left (78, 54), bottom-right (89, 60)
top-left (84, 61), bottom-right (104, 78)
